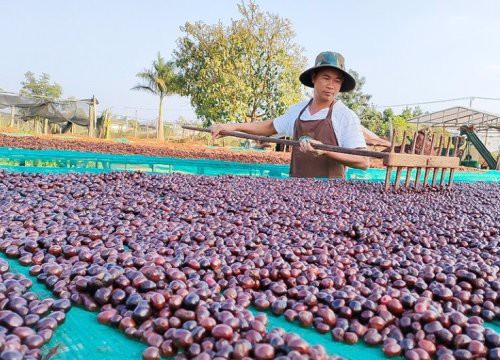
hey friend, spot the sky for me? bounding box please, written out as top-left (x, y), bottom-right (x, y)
top-left (1, 0), bottom-right (500, 124)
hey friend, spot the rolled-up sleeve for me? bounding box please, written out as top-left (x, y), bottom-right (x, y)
top-left (273, 113), bottom-right (294, 137)
top-left (272, 102), bottom-right (306, 137)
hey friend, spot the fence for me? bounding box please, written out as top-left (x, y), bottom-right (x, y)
top-left (0, 110), bottom-right (245, 146)
top-left (0, 92), bottom-right (262, 148)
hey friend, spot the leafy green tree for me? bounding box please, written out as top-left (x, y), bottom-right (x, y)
top-left (174, 0), bottom-right (306, 126)
top-left (132, 52), bottom-right (180, 141)
top-left (20, 72), bottom-right (62, 98)
top-left (381, 106), bottom-right (425, 141)
top-left (19, 72), bottom-right (63, 134)
top-left (360, 106), bottom-right (386, 137)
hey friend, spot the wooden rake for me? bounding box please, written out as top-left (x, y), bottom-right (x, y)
top-left (384, 130), bottom-right (460, 190)
top-left (182, 125), bottom-right (460, 190)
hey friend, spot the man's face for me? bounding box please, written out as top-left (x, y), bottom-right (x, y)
top-left (312, 68), bottom-right (344, 103)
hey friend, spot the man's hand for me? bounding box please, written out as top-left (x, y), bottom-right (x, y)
top-left (299, 137), bottom-right (325, 157)
top-left (210, 124), bottom-right (233, 139)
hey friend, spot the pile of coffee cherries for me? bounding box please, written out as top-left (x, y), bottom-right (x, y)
top-left (0, 171), bottom-right (498, 359)
top-left (0, 134), bottom-right (290, 164)
top-left (0, 259), bottom-right (70, 359)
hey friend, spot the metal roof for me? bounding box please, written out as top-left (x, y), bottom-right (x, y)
top-left (407, 106), bottom-right (500, 132)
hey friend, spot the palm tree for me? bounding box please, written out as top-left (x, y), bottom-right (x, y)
top-left (132, 53), bottom-right (179, 141)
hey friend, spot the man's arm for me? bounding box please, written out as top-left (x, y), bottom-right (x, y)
top-left (323, 149), bottom-right (370, 170)
top-left (211, 119), bottom-right (277, 138)
top-left (300, 140), bottom-right (370, 170)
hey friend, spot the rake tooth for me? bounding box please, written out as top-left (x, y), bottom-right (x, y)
top-left (419, 131), bottom-right (428, 156)
top-left (400, 131), bottom-right (407, 153)
top-left (447, 136), bottom-right (460, 188)
top-left (384, 129), bottom-right (397, 190)
top-left (422, 133), bottom-right (436, 187)
top-left (445, 136), bottom-right (452, 156)
top-left (394, 167), bottom-right (403, 190)
top-left (389, 129), bottom-right (397, 152)
top-left (440, 168), bottom-right (448, 186)
top-left (414, 168), bottom-right (422, 188)
top-left (438, 137), bottom-right (453, 188)
top-left (436, 134), bottom-right (444, 157)
top-left (394, 131), bottom-right (407, 190)
top-left (405, 131), bottom-right (418, 188)
top-left (448, 169), bottom-right (456, 187)
top-left (410, 131), bottom-right (418, 154)
top-left (413, 130), bottom-right (428, 189)
top-left (385, 167), bottom-right (393, 190)
top-left (404, 168), bottom-right (413, 188)
top-left (423, 168), bottom-right (431, 186)
top-left (429, 133), bottom-right (436, 154)
top-left (431, 135), bottom-right (444, 187)
top-left (431, 168), bottom-right (439, 187)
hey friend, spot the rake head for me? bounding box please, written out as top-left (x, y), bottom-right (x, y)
top-left (383, 130), bottom-right (461, 191)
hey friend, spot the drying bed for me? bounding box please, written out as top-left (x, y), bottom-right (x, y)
top-left (0, 171), bottom-right (498, 359)
top-left (0, 134), bottom-right (290, 165)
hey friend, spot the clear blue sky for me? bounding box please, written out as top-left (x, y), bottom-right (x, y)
top-left (1, 1), bottom-right (499, 123)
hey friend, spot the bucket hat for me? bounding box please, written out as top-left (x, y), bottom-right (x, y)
top-left (299, 51), bottom-right (356, 92)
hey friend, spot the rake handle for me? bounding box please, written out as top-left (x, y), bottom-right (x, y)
top-left (182, 125), bottom-right (387, 159)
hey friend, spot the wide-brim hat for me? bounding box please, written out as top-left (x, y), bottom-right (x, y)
top-left (299, 51), bottom-right (356, 92)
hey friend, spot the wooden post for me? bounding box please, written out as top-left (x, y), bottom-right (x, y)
top-left (134, 110), bottom-right (138, 138)
top-left (88, 101), bottom-right (93, 137)
top-left (92, 96), bottom-right (97, 137)
top-left (88, 95), bottom-right (97, 137)
top-left (9, 107), bottom-right (15, 128)
top-left (165, 123), bottom-right (170, 142)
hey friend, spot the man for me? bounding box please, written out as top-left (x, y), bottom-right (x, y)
top-left (211, 51), bottom-right (370, 178)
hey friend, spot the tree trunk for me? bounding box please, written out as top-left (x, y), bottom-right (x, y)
top-left (157, 95), bottom-right (165, 141)
top-left (249, 106), bottom-right (258, 122)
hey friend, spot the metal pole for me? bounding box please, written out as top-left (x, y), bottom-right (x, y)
top-left (484, 127), bottom-right (489, 150)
